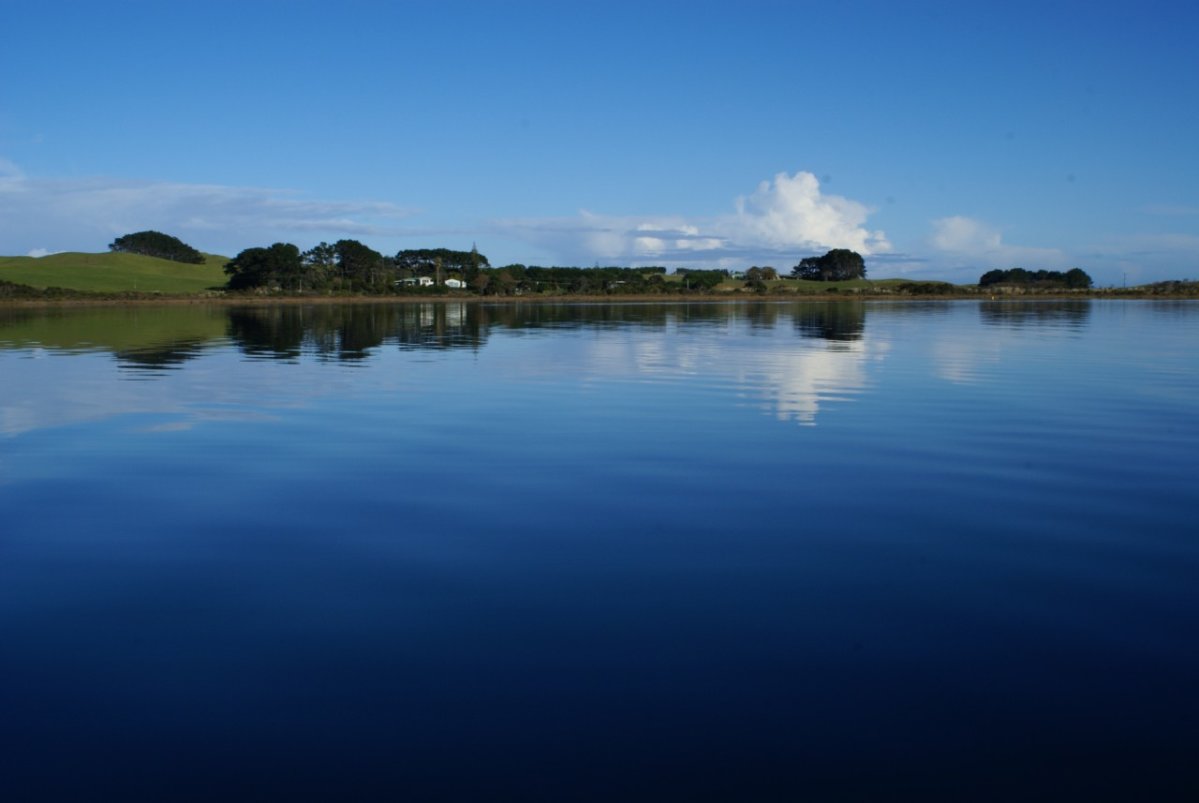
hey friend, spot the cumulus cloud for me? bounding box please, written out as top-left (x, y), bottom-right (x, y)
top-left (493, 171), bottom-right (889, 267)
top-left (0, 159), bottom-right (418, 256)
top-left (733, 171), bottom-right (890, 255)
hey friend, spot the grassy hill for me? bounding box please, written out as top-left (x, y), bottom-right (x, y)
top-left (0, 251), bottom-right (228, 294)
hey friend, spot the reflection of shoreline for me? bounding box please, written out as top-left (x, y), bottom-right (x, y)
top-left (0, 301), bottom-right (889, 436)
top-left (1, 302), bottom-right (879, 427)
top-left (0, 302), bottom-right (872, 368)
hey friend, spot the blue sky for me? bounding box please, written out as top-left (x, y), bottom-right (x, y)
top-left (2, 0), bottom-right (1197, 284)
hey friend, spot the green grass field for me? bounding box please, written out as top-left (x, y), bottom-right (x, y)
top-left (0, 251), bottom-right (228, 294)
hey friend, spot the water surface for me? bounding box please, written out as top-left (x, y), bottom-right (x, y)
top-left (1, 300), bottom-right (1196, 800)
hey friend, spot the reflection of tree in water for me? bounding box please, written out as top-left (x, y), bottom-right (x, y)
top-left (481, 302), bottom-right (672, 331)
top-left (791, 302), bottom-right (865, 342)
top-left (115, 341), bottom-right (209, 371)
top-left (743, 302), bottom-right (782, 332)
top-left (479, 301), bottom-right (864, 342)
top-left (226, 307), bottom-right (307, 360)
top-left (980, 301), bottom-right (1091, 329)
top-left (225, 304), bottom-right (488, 361)
top-left (0, 302), bottom-right (878, 377)
top-left (221, 302), bottom-right (873, 358)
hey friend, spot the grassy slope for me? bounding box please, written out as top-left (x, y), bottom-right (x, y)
top-left (0, 252), bottom-right (228, 293)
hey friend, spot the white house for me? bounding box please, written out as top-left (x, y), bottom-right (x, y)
top-left (445, 278), bottom-right (466, 289)
top-left (396, 276), bottom-right (434, 287)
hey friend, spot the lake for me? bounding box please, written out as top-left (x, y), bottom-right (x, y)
top-left (1, 300), bottom-right (1196, 800)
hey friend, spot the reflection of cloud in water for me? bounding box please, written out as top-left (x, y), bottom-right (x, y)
top-left (933, 337), bottom-right (1004, 384)
top-left (0, 350), bottom-right (291, 438)
top-left (597, 328), bottom-right (888, 426)
top-left (743, 341), bottom-right (879, 425)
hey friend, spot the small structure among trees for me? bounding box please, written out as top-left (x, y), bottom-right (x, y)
top-left (110, 230), bottom-right (206, 264)
top-left (792, 249), bottom-right (866, 281)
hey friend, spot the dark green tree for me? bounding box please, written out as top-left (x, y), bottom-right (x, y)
top-left (334, 239), bottom-right (384, 290)
top-left (1065, 267), bottom-right (1093, 289)
top-left (110, 230), bottom-right (205, 264)
top-left (978, 267), bottom-right (1093, 288)
top-left (395, 247), bottom-right (490, 278)
top-left (301, 242), bottom-right (338, 289)
top-left (224, 243), bottom-right (302, 291)
top-left (792, 249), bottom-right (866, 281)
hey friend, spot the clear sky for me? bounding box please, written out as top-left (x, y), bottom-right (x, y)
top-left (2, 0), bottom-right (1197, 284)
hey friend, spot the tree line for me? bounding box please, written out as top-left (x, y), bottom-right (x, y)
top-left (224, 241), bottom-right (492, 293)
top-left (104, 231), bottom-right (1107, 295)
top-left (978, 268), bottom-right (1093, 289)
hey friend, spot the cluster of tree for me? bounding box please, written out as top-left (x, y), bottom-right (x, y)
top-left (0, 279), bottom-right (78, 299)
top-left (110, 231), bottom-right (206, 264)
top-left (224, 241), bottom-right (496, 293)
top-left (792, 249), bottom-right (866, 281)
top-left (470, 265), bottom-right (672, 296)
top-left (745, 266), bottom-right (779, 281)
top-left (978, 268), bottom-right (1093, 289)
top-left (743, 266), bottom-right (780, 292)
top-left (675, 269), bottom-right (728, 291)
top-left (894, 281), bottom-right (957, 295)
top-left (395, 248), bottom-right (488, 283)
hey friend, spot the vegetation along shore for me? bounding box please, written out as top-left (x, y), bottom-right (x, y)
top-left (2, 230), bottom-right (1196, 306)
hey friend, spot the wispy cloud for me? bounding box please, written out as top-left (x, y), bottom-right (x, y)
top-left (0, 159), bottom-right (419, 255)
top-left (1143, 204), bottom-right (1199, 218)
top-left (928, 215), bottom-right (1065, 273)
top-left (0, 158), bottom-right (25, 180)
top-left (492, 171), bottom-right (890, 267)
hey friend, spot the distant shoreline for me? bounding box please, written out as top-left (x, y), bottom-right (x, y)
top-left (2, 289), bottom-right (1196, 309)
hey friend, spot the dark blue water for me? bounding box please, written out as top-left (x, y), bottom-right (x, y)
top-left (2, 301), bottom-right (1197, 800)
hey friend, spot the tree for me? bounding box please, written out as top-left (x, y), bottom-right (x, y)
top-left (1064, 267), bottom-right (1093, 289)
top-left (792, 249), bottom-right (866, 281)
top-left (678, 269), bottom-right (725, 292)
top-left (466, 244), bottom-right (484, 285)
top-left (334, 239), bottom-right (384, 290)
top-left (110, 230), bottom-right (205, 264)
top-left (301, 242), bottom-right (338, 290)
top-left (224, 243), bottom-right (302, 291)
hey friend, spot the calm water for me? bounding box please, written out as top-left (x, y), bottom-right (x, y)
top-left (1, 300), bottom-right (1196, 800)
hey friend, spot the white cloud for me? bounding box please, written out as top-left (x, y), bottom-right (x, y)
top-left (733, 171), bottom-right (890, 255)
top-left (493, 170), bottom-right (889, 267)
top-left (26, 248), bottom-right (54, 258)
top-left (0, 158), bottom-right (419, 256)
